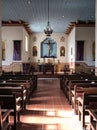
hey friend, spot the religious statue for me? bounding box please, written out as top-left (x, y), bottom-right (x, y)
top-left (48, 40), bottom-right (53, 57)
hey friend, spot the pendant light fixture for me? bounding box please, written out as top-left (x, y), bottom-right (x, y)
top-left (44, 0), bottom-right (53, 36)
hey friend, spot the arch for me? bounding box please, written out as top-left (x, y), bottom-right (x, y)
top-left (41, 37), bottom-right (57, 58)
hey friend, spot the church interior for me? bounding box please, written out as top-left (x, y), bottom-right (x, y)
top-left (0, 0), bottom-right (97, 130)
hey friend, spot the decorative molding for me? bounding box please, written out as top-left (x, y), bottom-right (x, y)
top-left (33, 36), bottom-right (37, 42)
top-left (60, 36), bottom-right (65, 42)
top-left (65, 20), bottom-right (95, 35)
top-left (2, 20), bottom-right (32, 35)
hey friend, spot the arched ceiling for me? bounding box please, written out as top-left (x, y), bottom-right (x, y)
top-left (2, 0), bottom-right (95, 33)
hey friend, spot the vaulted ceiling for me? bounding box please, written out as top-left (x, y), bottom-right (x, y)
top-left (2, 0), bottom-right (95, 33)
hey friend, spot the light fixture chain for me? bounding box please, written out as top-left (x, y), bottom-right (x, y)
top-left (48, 0), bottom-right (49, 22)
top-left (44, 0), bottom-right (53, 36)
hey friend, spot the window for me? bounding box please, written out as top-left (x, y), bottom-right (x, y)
top-left (2, 41), bottom-right (5, 60)
top-left (13, 40), bottom-right (21, 60)
top-left (76, 41), bottom-right (84, 61)
top-left (25, 36), bottom-right (28, 52)
top-left (92, 42), bottom-right (95, 61)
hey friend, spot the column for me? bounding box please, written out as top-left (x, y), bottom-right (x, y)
top-left (0, 0), bottom-right (2, 75)
top-left (95, 0), bottom-right (97, 75)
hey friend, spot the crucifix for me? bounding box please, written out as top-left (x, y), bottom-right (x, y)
top-left (48, 40), bottom-right (51, 57)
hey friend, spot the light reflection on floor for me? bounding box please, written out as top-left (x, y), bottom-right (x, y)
top-left (19, 79), bottom-right (83, 130)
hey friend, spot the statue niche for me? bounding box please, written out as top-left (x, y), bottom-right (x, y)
top-left (33, 46), bottom-right (37, 56)
top-left (60, 46), bottom-right (65, 56)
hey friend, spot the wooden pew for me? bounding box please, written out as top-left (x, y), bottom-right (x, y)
top-left (60, 72), bottom-right (97, 95)
top-left (60, 73), bottom-right (82, 89)
top-left (87, 109), bottom-right (97, 130)
top-left (0, 74), bottom-right (37, 92)
top-left (68, 81), bottom-right (97, 104)
top-left (65, 80), bottom-right (89, 100)
top-left (61, 73), bottom-right (97, 97)
top-left (0, 106), bottom-right (11, 130)
top-left (0, 82), bottom-right (30, 103)
top-left (78, 91), bottom-right (97, 129)
top-left (0, 73), bottom-right (37, 84)
top-left (72, 85), bottom-right (97, 114)
top-left (0, 94), bottom-right (22, 130)
top-left (0, 78), bottom-right (37, 101)
top-left (0, 86), bottom-right (26, 111)
top-left (64, 73), bottom-right (97, 81)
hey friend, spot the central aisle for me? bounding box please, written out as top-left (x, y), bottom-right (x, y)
top-left (18, 78), bottom-right (83, 130)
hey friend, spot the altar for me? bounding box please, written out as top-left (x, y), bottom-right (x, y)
top-left (38, 64), bottom-right (54, 74)
top-left (43, 64), bottom-right (54, 74)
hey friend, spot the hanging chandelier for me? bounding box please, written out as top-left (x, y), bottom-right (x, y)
top-left (44, 0), bottom-right (53, 36)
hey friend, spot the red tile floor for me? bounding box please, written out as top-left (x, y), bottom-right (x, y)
top-left (17, 78), bottom-right (84, 130)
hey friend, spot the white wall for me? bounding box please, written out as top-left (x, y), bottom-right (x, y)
top-left (2, 26), bottom-right (30, 65)
top-left (68, 27), bottom-right (76, 69)
top-left (76, 27), bottom-right (95, 66)
top-left (30, 33), bottom-right (68, 63)
top-left (1, 24), bottom-right (95, 72)
top-left (67, 26), bottom-right (95, 71)
top-left (22, 28), bottom-right (30, 62)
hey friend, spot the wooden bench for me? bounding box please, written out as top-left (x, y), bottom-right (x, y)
top-left (61, 73), bottom-right (97, 91)
top-left (68, 81), bottom-right (97, 104)
top-left (0, 86), bottom-right (27, 111)
top-left (62, 78), bottom-right (89, 98)
top-left (78, 91), bottom-right (97, 129)
top-left (65, 79), bottom-right (89, 100)
top-left (72, 85), bottom-right (97, 114)
top-left (0, 82), bottom-right (30, 103)
top-left (0, 106), bottom-right (11, 130)
top-left (87, 109), bottom-right (97, 130)
top-left (0, 74), bottom-right (37, 92)
top-left (0, 94), bottom-right (22, 130)
top-left (60, 73), bottom-right (82, 89)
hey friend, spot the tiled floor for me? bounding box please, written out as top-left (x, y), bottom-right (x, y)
top-left (17, 78), bottom-right (83, 130)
